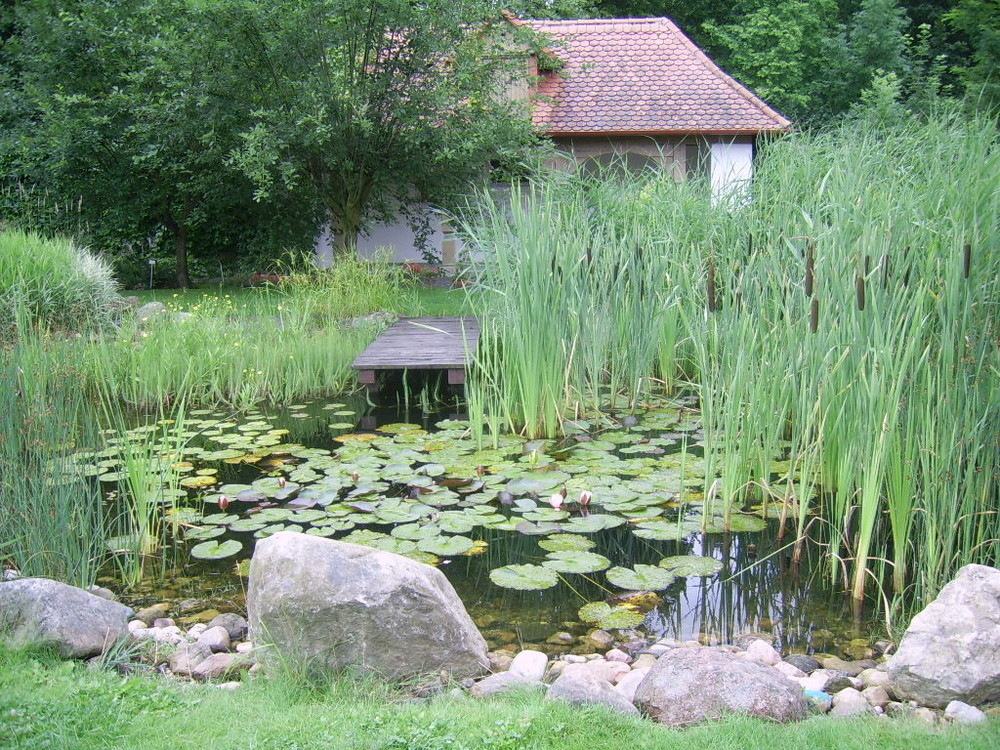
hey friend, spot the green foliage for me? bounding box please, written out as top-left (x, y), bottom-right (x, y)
top-left (0, 227), bottom-right (120, 341)
top-left (226, 0), bottom-right (539, 254)
top-left (0, 354), bottom-right (107, 587)
top-left (945, 0), bottom-right (1000, 112)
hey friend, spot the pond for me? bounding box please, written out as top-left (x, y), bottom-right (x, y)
top-left (87, 392), bottom-right (880, 659)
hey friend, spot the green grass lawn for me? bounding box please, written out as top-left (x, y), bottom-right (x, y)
top-left (129, 282), bottom-right (467, 317)
top-left (1, 645), bottom-right (996, 750)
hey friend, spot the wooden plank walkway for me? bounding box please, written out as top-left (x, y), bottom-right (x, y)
top-left (351, 316), bottom-right (480, 389)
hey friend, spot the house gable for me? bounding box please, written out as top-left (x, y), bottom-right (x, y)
top-left (526, 18), bottom-right (791, 137)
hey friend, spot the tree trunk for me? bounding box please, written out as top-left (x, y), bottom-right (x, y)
top-left (164, 202), bottom-right (193, 288)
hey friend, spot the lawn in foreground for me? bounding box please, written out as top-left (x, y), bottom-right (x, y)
top-left (1, 646), bottom-right (996, 750)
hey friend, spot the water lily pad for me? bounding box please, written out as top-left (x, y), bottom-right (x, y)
top-left (417, 535), bottom-right (475, 556)
top-left (505, 471), bottom-right (570, 495)
top-left (606, 564), bottom-right (677, 591)
top-left (541, 551), bottom-right (611, 574)
top-left (537, 534), bottom-right (596, 552)
top-left (201, 513), bottom-right (239, 526)
top-left (228, 518), bottom-right (268, 533)
top-left (184, 525), bottom-right (225, 541)
top-left (190, 539), bottom-right (242, 560)
top-left (631, 519), bottom-right (701, 541)
top-left (658, 555), bottom-right (723, 578)
top-left (342, 529), bottom-right (390, 547)
top-left (577, 602), bottom-right (645, 630)
top-left (489, 564), bottom-right (559, 591)
top-left (561, 514), bottom-right (626, 533)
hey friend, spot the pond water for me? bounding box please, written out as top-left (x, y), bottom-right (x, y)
top-left (91, 391), bottom-right (880, 659)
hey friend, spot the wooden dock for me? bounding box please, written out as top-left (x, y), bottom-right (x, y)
top-left (351, 316), bottom-right (480, 389)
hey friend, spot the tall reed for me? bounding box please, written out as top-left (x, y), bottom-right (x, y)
top-left (458, 110), bottom-right (999, 610)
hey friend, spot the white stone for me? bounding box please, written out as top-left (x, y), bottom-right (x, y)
top-left (187, 623), bottom-right (208, 639)
top-left (944, 700), bottom-right (987, 724)
top-left (605, 648), bottom-right (631, 663)
top-left (773, 661), bottom-right (806, 679)
top-left (862, 685), bottom-right (891, 708)
top-left (563, 659), bottom-right (630, 685)
top-left (745, 639), bottom-right (782, 666)
top-left (235, 642), bottom-right (253, 654)
top-left (613, 667), bottom-right (649, 703)
top-left (830, 688), bottom-right (875, 717)
top-left (508, 650), bottom-right (548, 682)
top-left (128, 619), bottom-right (147, 633)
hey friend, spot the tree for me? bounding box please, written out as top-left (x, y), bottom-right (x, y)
top-left (945, 0), bottom-right (1000, 111)
top-left (705, 0), bottom-right (843, 122)
top-left (5, 0), bottom-right (263, 287)
top-left (226, 0), bottom-right (539, 255)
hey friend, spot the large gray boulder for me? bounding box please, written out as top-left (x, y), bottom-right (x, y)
top-left (887, 564), bottom-right (1000, 708)
top-left (0, 578), bottom-right (132, 658)
top-left (247, 532), bottom-right (488, 681)
top-left (633, 647), bottom-right (808, 727)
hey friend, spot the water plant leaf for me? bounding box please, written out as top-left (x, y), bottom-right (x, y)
top-left (577, 601), bottom-right (645, 630)
top-left (606, 564), bottom-right (676, 591)
top-left (228, 518), bottom-right (268, 533)
top-left (489, 564), bottom-right (559, 591)
top-left (561, 514), bottom-right (626, 533)
top-left (190, 539), bottom-right (242, 560)
top-left (505, 471), bottom-right (570, 495)
top-left (541, 551), bottom-right (611, 574)
top-left (200, 513), bottom-right (239, 526)
top-left (631, 519), bottom-right (700, 541)
top-left (658, 555), bottom-right (723, 578)
top-left (537, 534), bottom-right (595, 552)
top-left (184, 525), bottom-right (225, 541)
top-left (417, 535), bottom-right (475, 556)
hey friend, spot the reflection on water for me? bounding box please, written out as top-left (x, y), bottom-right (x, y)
top-left (114, 392), bottom-right (879, 658)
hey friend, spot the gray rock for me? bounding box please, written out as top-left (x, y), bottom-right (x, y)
top-left (247, 532), bottom-right (488, 681)
top-left (821, 656), bottom-right (870, 676)
top-left (798, 669), bottom-right (854, 695)
top-left (488, 650), bottom-right (515, 673)
top-left (87, 586), bottom-right (118, 602)
top-left (858, 667), bottom-right (892, 691)
top-left (774, 661), bottom-right (806, 679)
top-left (135, 301), bottom-right (168, 321)
top-left (547, 671), bottom-right (640, 717)
top-left (562, 659), bottom-right (630, 684)
top-left (0, 578), bottom-right (132, 658)
top-left (862, 685), bottom-right (891, 708)
top-left (633, 647), bottom-right (808, 727)
top-left (470, 671), bottom-right (544, 698)
top-left (914, 707), bottom-right (939, 725)
top-left (944, 700), bottom-right (987, 724)
top-left (887, 564), bottom-right (1000, 707)
top-left (830, 687), bottom-right (875, 717)
top-left (208, 613), bottom-right (249, 641)
top-left (134, 603), bottom-right (170, 626)
top-left (783, 653), bottom-right (821, 673)
top-left (152, 618), bottom-right (175, 629)
top-left (191, 652), bottom-right (239, 681)
top-left (508, 650), bottom-right (548, 681)
top-left (587, 629), bottom-right (615, 648)
top-left (170, 643), bottom-right (213, 677)
top-left (197, 625), bottom-right (231, 653)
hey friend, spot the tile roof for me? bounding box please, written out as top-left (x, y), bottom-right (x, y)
top-left (525, 18), bottom-right (791, 136)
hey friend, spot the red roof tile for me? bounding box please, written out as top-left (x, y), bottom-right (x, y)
top-left (526, 18), bottom-right (791, 136)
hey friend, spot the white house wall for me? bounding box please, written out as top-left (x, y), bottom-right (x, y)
top-left (709, 141), bottom-right (754, 204)
top-left (314, 208), bottom-right (446, 267)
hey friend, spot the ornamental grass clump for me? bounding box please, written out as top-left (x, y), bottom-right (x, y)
top-left (0, 227), bottom-right (120, 341)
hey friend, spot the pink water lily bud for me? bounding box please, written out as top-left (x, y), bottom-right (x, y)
top-left (218, 495), bottom-right (230, 511)
top-left (277, 477), bottom-right (287, 488)
top-left (579, 490), bottom-right (593, 506)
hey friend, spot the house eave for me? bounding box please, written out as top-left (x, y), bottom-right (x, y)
top-left (542, 128), bottom-right (791, 138)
